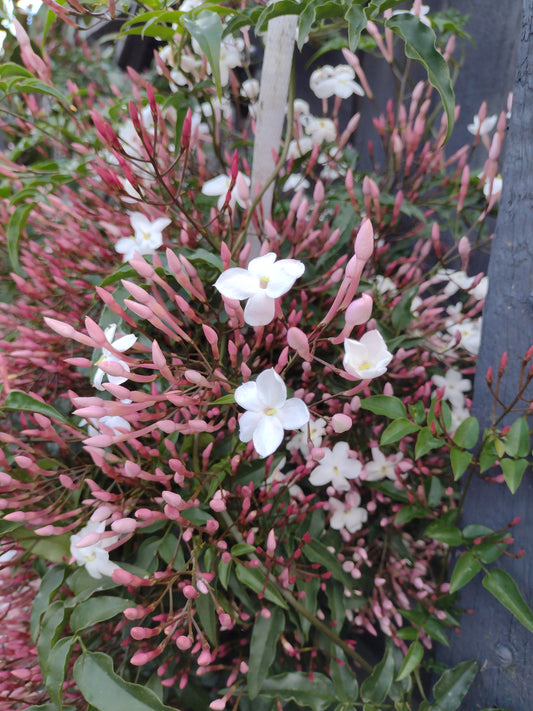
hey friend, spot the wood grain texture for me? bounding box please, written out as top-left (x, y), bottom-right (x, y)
top-left (440, 2), bottom-right (533, 708)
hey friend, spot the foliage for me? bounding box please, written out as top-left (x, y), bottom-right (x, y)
top-left (0, 1), bottom-right (528, 710)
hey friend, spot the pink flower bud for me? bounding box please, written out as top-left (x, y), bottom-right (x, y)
top-left (176, 635), bottom-right (193, 651)
top-left (332, 414), bottom-right (352, 433)
top-left (111, 517), bottom-right (138, 534)
top-left (183, 584), bottom-right (199, 599)
top-left (197, 649), bottom-right (212, 666)
top-left (287, 327), bottom-right (311, 359)
top-left (266, 529), bottom-right (276, 556)
top-left (345, 294), bottom-right (373, 327)
top-left (209, 700), bottom-right (226, 710)
top-left (354, 218), bottom-right (374, 261)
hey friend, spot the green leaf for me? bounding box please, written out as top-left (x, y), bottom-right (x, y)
top-left (196, 591), bottom-right (218, 646)
top-left (73, 652), bottom-right (176, 711)
top-left (302, 539), bottom-right (354, 588)
top-left (6, 201), bottom-right (35, 273)
top-left (424, 476), bottom-right (444, 507)
top-left (462, 524), bottom-right (492, 540)
top-left (380, 418), bottom-right (420, 446)
top-left (415, 427), bottom-right (443, 459)
top-left (235, 563), bottom-right (288, 609)
top-left (450, 447), bottom-right (472, 480)
top-left (501, 458), bottom-right (528, 494)
top-left (182, 12), bottom-right (223, 97)
top-left (449, 552), bottom-right (482, 594)
top-left (504, 417), bottom-right (530, 457)
top-left (45, 636), bottom-right (76, 708)
top-left (3, 390), bottom-right (69, 425)
top-left (360, 395), bottom-right (407, 419)
top-left (218, 559), bottom-right (232, 590)
top-left (31, 565), bottom-right (66, 641)
top-left (385, 13), bottom-right (455, 143)
top-left (482, 568), bottom-right (533, 634)
top-left (424, 520), bottom-right (462, 546)
top-left (70, 596), bottom-right (131, 633)
top-left (396, 640), bottom-right (424, 682)
top-left (329, 647), bottom-right (359, 702)
top-left (37, 601), bottom-right (67, 677)
top-left (231, 543), bottom-right (256, 556)
top-left (298, 0), bottom-right (317, 50)
top-left (179, 507), bottom-right (214, 526)
top-left (258, 671), bottom-right (334, 711)
top-left (422, 617), bottom-right (449, 647)
top-left (391, 288), bottom-right (416, 331)
top-left (248, 608), bottom-right (285, 699)
top-left (360, 642), bottom-right (395, 703)
top-left (432, 659), bottom-right (478, 711)
top-left (345, 3), bottom-right (366, 52)
top-left (453, 417), bottom-right (479, 450)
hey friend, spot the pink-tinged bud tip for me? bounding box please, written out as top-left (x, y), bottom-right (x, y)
top-left (354, 218), bottom-right (374, 261)
top-left (332, 414), bottom-right (352, 433)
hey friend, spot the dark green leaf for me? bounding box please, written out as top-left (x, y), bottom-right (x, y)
top-left (422, 618), bottom-right (449, 647)
top-left (235, 564), bottom-right (288, 609)
top-left (70, 596), bottom-right (131, 633)
top-left (45, 636), bottom-right (76, 708)
top-left (179, 507), bottom-right (214, 526)
top-left (298, 0), bottom-right (317, 50)
top-left (345, 4), bottom-right (366, 52)
top-left (6, 201), bottom-right (35, 273)
top-left (462, 524), bottom-right (492, 540)
top-left (196, 592), bottom-right (218, 646)
top-left (425, 520), bottom-right (462, 546)
top-left (415, 427), bottom-right (443, 459)
top-left (248, 608), bottom-right (285, 699)
top-left (501, 458), bottom-right (528, 494)
top-left (449, 552), bottom-right (482, 594)
top-left (258, 671), bottom-right (334, 711)
top-left (360, 395), bottom-right (407, 419)
top-left (453, 417), bottom-right (479, 450)
top-left (330, 647), bottom-right (359, 702)
top-left (450, 447), bottom-right (472, 480)
top-left (396, 640), bottom-right (424, 681)
top-left (360, 642), bottom-right (395, 703)
top-left (182, 12), bottom-right (223, 97)
top-left (302, 539), bottom-right (354, 588)
top-left (504, 417), bottom-right (530, 458)
top-left (424, 476), bottom-right (444, 507)
top-left (231, 543), bottom-right (256, 556)
top-left (380, 418), bottom-right (420, 446)
top-left (218, 559), bottom-right (232, 590)
top-left (432, 659), bottom-right (478, 711)
top-left (391, 288), bottom-right (416, 331)
top-left (3, 390), bottom-right (69, 425)
top-left (73, 651), bottom-right (175, 711)
top-left (394, 505), bottom-right (428, 526)
top-left (483, 569), bottom-right (533, 634)
top-left (385, 13), bottom-right (455, 143)
top-left (30, 565), bottom-right (66, 641)
top-left (37, 601), bottom-right (67, 677)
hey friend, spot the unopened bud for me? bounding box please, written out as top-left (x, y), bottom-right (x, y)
top-left (332, 414), bottom-right (352, 433)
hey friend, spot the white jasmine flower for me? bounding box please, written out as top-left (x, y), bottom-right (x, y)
top-left (214, 252), bottom-right (305, 327)
top-left (309, 65), bottom-right (364, 100)
top-left (309, 442), bottom-right (362, 491)
top-left (93, 323), bottom-right (137, 391)
top-left (392, 3), bottom-right (431, 26)
top-left (201, 172), bottom-right (250, 211)
top-left (450, 405), bottom-right (470, 433)
top-left (287, 417), bottom-right (327, 456)
top-left (374, 275), bottom-right (398, 296)
top-left (115, 212), bottom-right (171, 262)
top-left (305, 116), bottom-right (336, 144)
top-left (84, 415), bottom-right (132, 439)
top-left (343, 330), bottom-right (393, 380)
top-left (447, 318), bottom-right (482, 355)
top-left (70, 521), bottom-right (119, 579)
top-left (483, 175), bottom-right (503, 200)
top-left (234, 368), bottom-right (310, 458)
top-left (432, 368), bottom-right (472, 410)
top-left (218, 36), bottom-right (244, 85)
top-left (240, 78), bottom-right (260, 102)
top-left (364, 447), bottom-right (404, 482)
top-left (293, 98), bottom-right (311, 118)
top-left (288, 137), bottom-right (314, 160)
top-left (467, 114), bottom-right (498, 136)
top-left (283, 174), bottom-right (310, 192)
top-left (328, 493), bottom-right (368, 533)
top-left (436, 269), bottom-right (488, 301)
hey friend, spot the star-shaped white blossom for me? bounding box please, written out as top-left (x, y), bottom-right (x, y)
top-left (328, 492), bottom-right (368, 533)
top-left (309, 442), bottom-right (362, 491)
top-left (364, 447), bottom-right (404, 482)
top-left (467, 114), bottom-right (498, 136)
top-left (214, 252), bottom-right (305, 327)
top-left (287, 417), bottom-right (327, 456)
top-left (432, 368), bottom-right (471, 410)
top-left (343, 330), bottom-right (393, 380)
top-left (93, 323), bottom-right (137, 391)
top-left (115, 212), bottom-right (171, 262)
top-left (201, 172), bottom-right (250, 211)
top-left (70, 521), bottom-right (119, 579)
top-left (309, 65), bottom-right (365, 100)
top-left (235, 368), bottom-right (309, 458)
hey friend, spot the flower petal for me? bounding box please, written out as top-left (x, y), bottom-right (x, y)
top-left (129, 212), bottom-right (150, 232)
top-left (253, 415), bottom-right (284, 457)
top-left (202, 174), bottom-right (231, 196)
top-left (234, 381), bottom-right (260, 411)
top-left (112, 334), bottom-right (137, 352)
top-left (277, 398), bottom-right (309, 430)
top-left (215, 269), bottom-right (259, 300)
top-left (244, 292), bottom-right (276, 326)
top-left (255, 368), bottom-right (286, 409)
top-left (238, 410), bottom-right (263, 443)
top-left (265, 259), bottom-right (305, 298)
top-left (247, 252), bottom-right (277, 279)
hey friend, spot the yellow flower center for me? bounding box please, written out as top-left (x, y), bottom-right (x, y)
top-left (260, 276), bottom-right (270, 289)
top-left (265, 407), bottom-right (276, 416)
